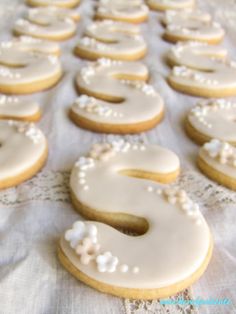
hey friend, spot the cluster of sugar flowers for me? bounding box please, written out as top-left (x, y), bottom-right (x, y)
top-left (203, 139), bottom-right (236, 166)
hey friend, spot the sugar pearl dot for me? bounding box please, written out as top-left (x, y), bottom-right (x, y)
top-left (146, 186), bottom-right (153, 192)
top-left (78, 172), bottom-right (85, 178)
top-left (156, 189), bottom-right (162, 195)
top-left (83, 185), bottom-right (89, 191)
top-left (120, 264), bottom-right (129, 273)
top-left (79, 179), bottom-right (86, 185)
top-left (132, 267), bottom-right (139, 274)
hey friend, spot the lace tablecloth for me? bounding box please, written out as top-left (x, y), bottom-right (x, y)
top-left (0, 0), bottom-right (236, 313)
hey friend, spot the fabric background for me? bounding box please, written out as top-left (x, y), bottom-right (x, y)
top-left (0, 0), bottom-right (236, 313)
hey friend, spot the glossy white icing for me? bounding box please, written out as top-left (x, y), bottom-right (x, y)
top-left (26, 0), bottom-right (80, 8)
top-left (0, 120), bottom-right (47, 182)
top-left (199, 139), bottom-right (236, 178)
top-left (188, 99), bottom-right (236, 143)
top-left (164, 10), bottom-right (224, 43)
top-left (0, 39), bottom-right (62, 91)
top-left (147, 0), bottom-right (195, 11)
top-left (14, 7), bottom-right (78, 40)
top-left (60, 141), bottom-right (211, 289)
top-left (1, 36), bottom-right (60, 55)
top-left (76, 20), bottom-right (147, 60)
top-left (73, 59), bottom-right (164, 127)
top-left (96, 1), bottom-right (149, 22)
top-left (0, 95), bottom-right (40, 120)
top-left (162, 9), bottom-right (211, 26)
top-left (168, 42), bottom-right (236, 96)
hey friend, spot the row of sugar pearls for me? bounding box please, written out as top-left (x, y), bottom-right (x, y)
top-left (0, 67), bottom-right (21, 79)
top-left (81, 37), bottom-right (108, 51)
top-left (214, 98), bottom-right (236, 109)
top-left (20, 36), bottom-right (41, 43)
top-left (89, 142), bottom-right (116, 161)
top-left (97, 58), bottom-right (122, 67)
top-left (75, 95), bottom-right (114, 117)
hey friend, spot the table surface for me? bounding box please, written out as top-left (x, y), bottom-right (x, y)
top-left (0, 0), bottom-right (236, 313)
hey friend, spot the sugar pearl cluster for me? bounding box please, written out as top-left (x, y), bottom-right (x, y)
top-left (0, 67), bottom-right (21, 79)
top-left (120, 80), bottom-right (156, 96)
top-left (97, 58), bottom-right (122, 67)
top-left (89, 140), bottom-right (146, 161)
top-left (80, 37), bottom-right (108, 51)
top-left (0, 95), bottom-right (18, 106)
top-left (80, 66), bottom-right (95, 84)
top-left (203, 139), bottom-right (236, 166)
top-left (8, 121), bottom-right (42, 144)
top-left (16, 19), bottom-right (37, 32)
top-left (190, 99), bottom-right (236, 129)
top-left (20, 36), bottom-right (42, 43)
top-left (73, 95), bottom-right (123, 118)
top-left (146, 186), bottom-right (202, 225)
top-left (170, 41), bottom-right (205, 58)
top-left (172, 66), bottom-right (218, 85)
top-left (65, 221), bottom-right (139, 274)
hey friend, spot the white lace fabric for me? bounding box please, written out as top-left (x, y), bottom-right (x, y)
top-left (0, 0), bottom-right (236, 313)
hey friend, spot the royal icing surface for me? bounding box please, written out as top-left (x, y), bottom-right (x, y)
top-left (199, 139), bottom-right (236, 178)
top-left (0, 120), bottom-right (46, 181)
top-left (26, 0), bottom-right (80, 8)
top-left (164, 10), bottom-right (224, 42)
top-left (14, 7), bottom-right (77, 40)
top-left (188, 99), bottom-right (236, 143)
top-left (168, 42), bottom-right (236, 93)
top-left (1, 36), bottom-right (60, 55)
top-left (96, 1), bottom-right (149, 22)
top-left (0, 95), bottom-right (39, 119)
top-left (76, 20), bottom-right (146, 60)
top-left (0, 39), bottom-right (62, 87)
top-left (60, 141), bottom-right (210, 289)
top-left (73, 59), bottom-right (163, 125)
top-left (147, 0), bottom-right (195, 10)
top-left (162, 9), bottom-right (211, 26)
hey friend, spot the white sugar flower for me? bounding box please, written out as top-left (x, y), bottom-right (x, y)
top-left (65, 221), bottom-right (98, 249)
top-left (96, 251), bottom-right (119, 273)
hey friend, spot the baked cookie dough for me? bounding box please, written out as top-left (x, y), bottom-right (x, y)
top-left (0, 120), bottom-right (47, 189)
top-left (26, 0), bottom-right (80, 9)
top-left (163, 10), bottom-right (224, 44)
top-left (198, 139), bottom-right (236, 190)
top-left (147, 0), bottom-right (195, 11)
top-left (71, 59), bottom-right (164, 133)
top-left (186, 99), bottom-right (236, 145)
top-left (167, 42), bottom-right (236, 97)
top-left (75, 20), bottom-right (147, 61)
top-left (0, 95), bottom-right (41, 121)
top-left (14, 7), bottom-right (79, 41)
top-left (0, 39), bottom-right (62, 94)
top-left (58, 140), bottom-right (212, 299)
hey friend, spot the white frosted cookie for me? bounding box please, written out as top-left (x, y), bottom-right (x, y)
top-left (0, 95), bottom-right (40, 121)
top-left (71, 59), bottom-right (164, 133)
top-left (147, 0), bottom-right (195, 11)
top-left (186, 99), bottom-right (236, 145)
top-left (75, 20), bottom-right (147, 61)
top-left (2, 36), bottom-right (60, 56)
top-left (0, 121), bottom-right (47, 189)
top-left (167, 42), bottom-right (236, 97)
top-left (198, 139), bottom-right (236, 190)
top-left (163, 11), bottom-right (224, 44)
top-left (0, 39), bottom-right (62, 94)
top-left (96, 2), bottom-right (149, 24)
top-left (26, 0), bottom-right (80, 9)
top-left (58, 140), bottom-right (212, 299)
top-left (14, 7), bottom-right (78, 41)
